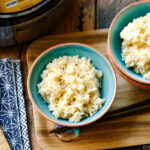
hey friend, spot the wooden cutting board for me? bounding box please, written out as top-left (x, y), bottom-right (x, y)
top-left (0, 127), bottom-right (11, 150)
top-left (27, 29), bottom-right (150, 150)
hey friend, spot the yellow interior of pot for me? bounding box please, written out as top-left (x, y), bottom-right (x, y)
top-left (0, 0), bottom-right (43, 13)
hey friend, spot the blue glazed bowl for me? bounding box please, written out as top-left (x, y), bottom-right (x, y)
top-left (108, 1), bottom-right (150, 86)
top-left (27, 43), bottom-right (117, 127)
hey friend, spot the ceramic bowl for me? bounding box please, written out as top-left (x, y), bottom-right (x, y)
top-left (27, 43), bottom-right (117, 127)
top-left (109, 52), bottom-right (150, 88)
top-left (108, 1), bottom-right (150, 87)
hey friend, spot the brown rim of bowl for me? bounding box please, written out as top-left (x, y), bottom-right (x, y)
top-left (108, 0), bottom-right (150, 85)
top-left (108, 49), bottom-right (150, 88)
top-left (27, 42), bottom-right (117, 127)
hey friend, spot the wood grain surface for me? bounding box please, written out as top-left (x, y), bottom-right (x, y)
top-left (96, 0), bottom-right (143, 29)
top-left (1, 0), bottom-right (150, 149)
top-left (27, 29), bottom-right (150, 150)
top-left (0, 126), bottom-right (11, 150)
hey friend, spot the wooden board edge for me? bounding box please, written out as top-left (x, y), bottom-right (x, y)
top-left (27, 29), bottom-right (108, 53)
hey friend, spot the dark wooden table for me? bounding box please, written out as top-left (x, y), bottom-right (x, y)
top-left (1, 0), bottom-right (150, 150)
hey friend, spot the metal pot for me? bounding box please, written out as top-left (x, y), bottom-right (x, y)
top-left (0, 0), bottom-right (68, 47)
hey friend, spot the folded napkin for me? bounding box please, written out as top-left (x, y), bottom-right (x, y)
top-left (0, 58), bottom-right (30, 150)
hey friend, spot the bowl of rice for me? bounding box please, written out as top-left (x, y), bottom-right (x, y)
top-left (108, 1), bottom-right (150, 88)
top-left (27, 43), bottom-right (117, 127)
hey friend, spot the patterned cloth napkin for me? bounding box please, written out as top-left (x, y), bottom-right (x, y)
top-left (0, 58), bottom-right (30, 150)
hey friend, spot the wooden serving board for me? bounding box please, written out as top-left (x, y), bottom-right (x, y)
top-left (27, 29), bottom-right (150, 150)
top-left (0, 127), bottom-right (11, 150)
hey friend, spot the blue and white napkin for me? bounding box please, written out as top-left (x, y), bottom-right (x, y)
top-left (0, 58), bottom-right (30, 150)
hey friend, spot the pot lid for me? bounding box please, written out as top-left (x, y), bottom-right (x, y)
top-left (0, 0), bottom-right (51, 18)
top-left (0, 0), bottom-right (63, 27)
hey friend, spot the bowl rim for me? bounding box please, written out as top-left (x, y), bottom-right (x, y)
top-left (27, 42), bottom-right (117, 127)
top-left (108, 0), bottom-right (150, 85)
top-left (108, 50), bottom-right (150, 88)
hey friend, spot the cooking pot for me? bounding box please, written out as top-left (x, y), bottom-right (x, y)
top-left (0, 0), bottom-right (68, 47)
